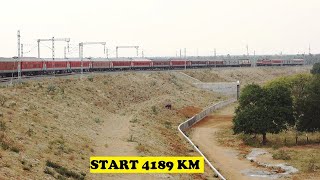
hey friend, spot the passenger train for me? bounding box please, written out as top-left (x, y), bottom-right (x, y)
top-left (0, 57), bottom-right (304, 77)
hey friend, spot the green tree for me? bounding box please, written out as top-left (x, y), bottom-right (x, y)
top-left (311, 63), bottom-right (320, 74)
top-left (296, 75), bottom-right (320, 132)
top-left (265, 74), bottom-right (312, 144)
top-left (233, 83), bottom-right (294, 145)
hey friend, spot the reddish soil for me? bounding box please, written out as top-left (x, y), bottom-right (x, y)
top-left (178, 106), bottom-right (202, 118)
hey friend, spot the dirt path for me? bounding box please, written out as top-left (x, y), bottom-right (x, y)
top-left (90, 114), bottom-right (164, 180)
top-left (189, 105), bottom-right (263, 180)
top-left (94, 114), bottom-right (137, 156)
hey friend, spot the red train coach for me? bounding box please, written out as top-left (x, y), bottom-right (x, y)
top-left (68, 59), bottom-right (91, 71)
top-left (0, 58), bottom-right (18, 75)
top-left (152, 61), bottom-right (171, 68)
top-left (208, 60), bottom-right (224, 67)
top-left (21, 59), bottom-right (43, 73)
top-left (271, 59), bottom-right (284, 66)
top-left (111, 60), bottom-right (131, 69)
top-left (171, 60), bottom-right (190, 67)
top-left (257, 60), bottom-right (272, 66)
top-left (45, 60), bottom-right (68, 71)
top-left (92, 60), bottom-right (111, 70)
top-left (131, 59), bottom-right (152, 69)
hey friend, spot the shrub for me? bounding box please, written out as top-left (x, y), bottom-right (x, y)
top-left (47, 84), bottom-right (56, 93)
top-left (26, 128), bottom-right (34, 137)
top-left (46, 160), bottom-right (85, 180)
top-left (311, 63), bottom-right (320, 74)
top-left (60, 87), bottom-right (65, 94)
top-left (164, 121), bottom-right (172, 129)
top-left (127, 135), bottom-right (135, 142)
top-left (307, 156), bottom-right (319, 172)
top-left (87, 76), bottom-right (94, 82)
top-left (22, 164), bottom-right (32, 171)
top-left (10, 146), bottom-right (20, 153)
top-left (136, 144), bottom-right (149, 153)
top-left (272, 150), bottom-right (291, 160)
top-left (0, 121), bottom-right (6, 131)
top-left (151, 81), bottom-right (156, 86)
top-left (44, 167), bottom-right (55, 176)
top-left (0, 95), bottom-right (7, 106)
top-left (94, 118), bottom-right (101, 123)
top-left (151, 106), bottom-right (158, 115)
top-left (130, 118), bottom-right (138, 123)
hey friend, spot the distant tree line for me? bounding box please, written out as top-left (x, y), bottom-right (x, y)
top-left (233, 63), bottom-right (320, 145)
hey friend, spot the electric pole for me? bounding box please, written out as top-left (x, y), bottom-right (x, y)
top-left (21, 44), bottom-right (23, 57)
top-left (37, 37), bottom-right (70, 59)
top-left (64, 47), bottom-right (67, 59)
top-left (309, 43), bottom-right (311, 54)
top-left (52, 37), bottom-right (55, 60)
top-left (79, 42), bottom-right (107, 74)
top-left (246, 44), bottom-right (249, 56)
top-left (17, 30), bottom-right (21, 57)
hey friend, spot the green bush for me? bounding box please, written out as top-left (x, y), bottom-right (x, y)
top-left (151, 106), bottom-right (158, 115)
top-left (0, 121), bottom-right (6, 131)
top-left (0, 95), bottom-right (7, 106)
top-left (47, 84), bottom-right (56, 93)
top-left (311, 63), bottom-right (320, 74)
top-left (87, 76), bottom-right (94, 82)
top-left (46, 160), bottom-right (85, 180)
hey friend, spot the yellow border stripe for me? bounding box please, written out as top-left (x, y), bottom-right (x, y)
top-left (90, 156), bottom-right (204, 173)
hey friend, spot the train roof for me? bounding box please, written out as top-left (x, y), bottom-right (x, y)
top-left (0, 57), bottom-right (42, 62)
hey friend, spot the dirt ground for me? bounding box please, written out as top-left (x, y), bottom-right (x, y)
top-left (190, 105), bottom-right (256, 179)
top-left (0, 66), bottom-right (311, 180)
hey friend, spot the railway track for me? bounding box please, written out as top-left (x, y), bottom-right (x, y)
top-left (0, 72), bottom-right (81, 84)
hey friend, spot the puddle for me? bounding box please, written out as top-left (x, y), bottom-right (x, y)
top-left (246, 148), bottom-right (268, 161)
top-left (242, 148), bottom-right (298, 179)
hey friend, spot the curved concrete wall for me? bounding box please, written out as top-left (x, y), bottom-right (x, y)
top-left (178, 98), bottom-right (237, 180)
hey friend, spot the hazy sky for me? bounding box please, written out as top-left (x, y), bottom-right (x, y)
top-left (1, 0), bottom-right (319, 58)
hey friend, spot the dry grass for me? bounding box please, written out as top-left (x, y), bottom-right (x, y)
top-left (135, 144), bottom-right (149, 153)
top-left (0, 66), bottom-right (309, 179)
top-left (184, 66), bottom-right (311, 85)
top-left (0, 71), bottom-right (221, 179)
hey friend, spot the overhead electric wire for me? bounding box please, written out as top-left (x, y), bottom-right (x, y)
top-left (39, 42), bottom-right (52, 50)
top-left (23, 44), bottom-right (38, 54)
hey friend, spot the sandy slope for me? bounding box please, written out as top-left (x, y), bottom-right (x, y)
top-left (0, 66), bottom-right (310, 180)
